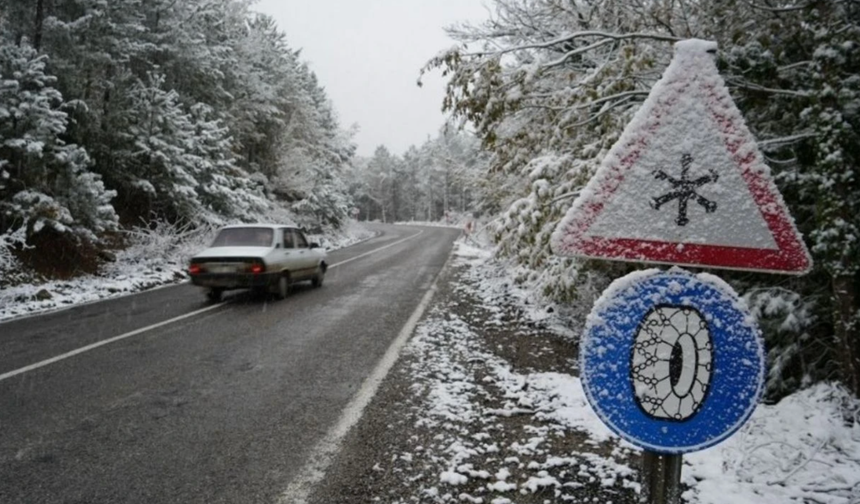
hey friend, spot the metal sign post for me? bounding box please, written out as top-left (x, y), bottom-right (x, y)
top-left (641, 452), bottom-right (683, 504)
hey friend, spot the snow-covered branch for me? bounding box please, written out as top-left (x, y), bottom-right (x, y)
top-left (778, 61), bottom-right (813, 73)
top-left (758, 133), bottom-right (817, 148)
top-left (550, 188), bottom-right (583, 205)
top-left (726, 78), bottom-right (811, 98)
top-left (0, 227), bottom-right (29, 273)
top-left (767, 437), bottom-right (830, 486)
top-left (464, 30), bottom-right (681, 58)
top-left (570, 90), bottom-right (650, 110)
top-left (746, 1), bottom-right (815, 13)
top-left (541, 38), bottom-right (615, 68)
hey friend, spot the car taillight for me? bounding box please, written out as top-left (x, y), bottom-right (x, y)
top-left (189, 263), bottom-right (202, 275)
top-left (250, 262), bottom-right (265, 274)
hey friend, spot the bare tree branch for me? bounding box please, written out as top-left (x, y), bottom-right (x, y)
top-left (746, 1), bottom-right (814, 13)
top-left (758, 132), bottom-right (817, 147)
top-left (569, 90), bottom-right (650, 110)
top-left (726, 78), bottom-right (811, 98)
top-left (464, 30), bottom-right (682, 58)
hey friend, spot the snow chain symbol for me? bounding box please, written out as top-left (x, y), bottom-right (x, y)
top-left (631, 305), bottom-right (713, 421)
top-left (651, 153), bottom-right (719, 226)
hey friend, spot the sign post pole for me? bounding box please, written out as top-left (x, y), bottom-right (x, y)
top-left (641, 452), bottom-right (683, 504)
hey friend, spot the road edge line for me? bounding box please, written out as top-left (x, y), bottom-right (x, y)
top-left (276, 246), bottom-right (453, 504)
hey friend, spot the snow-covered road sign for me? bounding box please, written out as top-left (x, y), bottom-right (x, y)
top-left (550, 39), bottom-right (811, 274)
top-left (580, 269), bottom-right (765, 454)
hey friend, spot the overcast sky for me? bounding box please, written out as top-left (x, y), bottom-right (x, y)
top-left (253, 0), bottom-right (489, 158)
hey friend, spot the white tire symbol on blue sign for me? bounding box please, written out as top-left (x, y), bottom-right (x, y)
top-left (632, 305), bottom-right (713, 421)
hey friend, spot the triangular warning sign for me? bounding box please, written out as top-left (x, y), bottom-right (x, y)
top-left (551, 39), bottom-right (811, 274)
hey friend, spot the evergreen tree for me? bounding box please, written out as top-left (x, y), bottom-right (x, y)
top-left (0, 41), bottom-right (117, 241)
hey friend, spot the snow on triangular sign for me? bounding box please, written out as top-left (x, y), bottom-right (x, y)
top-left (550, 39), bottom-right (812, 274)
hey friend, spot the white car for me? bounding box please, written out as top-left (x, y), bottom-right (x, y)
top-left (188, 224), bottom-right (327, 302)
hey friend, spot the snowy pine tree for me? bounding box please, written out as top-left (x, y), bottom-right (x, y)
top-left (0, 41), bottom-right (117, 242)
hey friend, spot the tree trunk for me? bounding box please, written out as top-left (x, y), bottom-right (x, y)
top-left (444, 169), bottom-right (450, 219)
top-left (428, 183), bottom-right (434, 221)
top-left (34, 0), bottom-right (45, 51)
top-left (833, 273), bottom-right (860, 396)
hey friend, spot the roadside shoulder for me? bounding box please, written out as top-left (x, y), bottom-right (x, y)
top-left (308, 242), bottom-right (640, 504)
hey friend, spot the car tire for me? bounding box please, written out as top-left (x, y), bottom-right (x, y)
top-left (312, 265), bottom-right (325, 288)
top-left (276, 274), bottom-right (290, 300)
top-left (206, 288), bottom-right (223, 302)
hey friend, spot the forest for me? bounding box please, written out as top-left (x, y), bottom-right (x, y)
top-left (0, 0), bottom-right (482, 268)
top-left (1, 0), bottom-right (858, 399)
top-left (420, 0), bottom-right (859, 399)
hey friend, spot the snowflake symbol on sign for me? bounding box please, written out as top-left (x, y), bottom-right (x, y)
top-left (650, 153), bottom-right (719, 226)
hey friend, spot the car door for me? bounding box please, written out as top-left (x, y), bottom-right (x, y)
top-left (290, 228), bottom-right (317, 277)
top-left (277, 227), bottom-right (299, 274)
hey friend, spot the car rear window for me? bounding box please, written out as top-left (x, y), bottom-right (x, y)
top-left (210, 228), bottom-right (274, 247)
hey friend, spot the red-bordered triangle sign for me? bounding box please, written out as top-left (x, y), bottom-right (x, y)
top-left (550, 39), bottom-right (811, 274)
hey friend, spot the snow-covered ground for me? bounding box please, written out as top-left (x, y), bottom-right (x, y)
top-left (388, 238), bottom-right (860, 504)
top-left (0, 220), bottom-right (375, 322)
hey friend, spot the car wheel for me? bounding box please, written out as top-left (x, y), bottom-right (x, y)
top-left (276, 274), bottom-right (290, 300)
top-left (312, 265), bottom-right (325, 288)
top-left (206, 288), bottom-right (223, 302)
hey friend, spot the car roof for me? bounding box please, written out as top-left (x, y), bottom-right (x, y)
top-left (219, 224), bottom-right (299, 230)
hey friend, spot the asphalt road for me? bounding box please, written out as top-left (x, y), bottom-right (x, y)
top-left (0, 224), bottom-right (461, 504)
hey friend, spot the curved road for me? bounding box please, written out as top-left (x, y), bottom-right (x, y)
top-left (0, 224), bottom-right (461, 504)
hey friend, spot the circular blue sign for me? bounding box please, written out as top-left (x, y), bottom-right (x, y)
top-left (580, 269), bottom-right (765, 454)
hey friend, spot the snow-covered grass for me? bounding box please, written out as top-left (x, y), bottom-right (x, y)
top-left (392, 235), bottom-right (860, 503)
top-left (0, 219), bottom-right (375, 322)
top-left (685, 383), bottom-right (860, 504)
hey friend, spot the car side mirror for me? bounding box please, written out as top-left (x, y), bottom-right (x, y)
top-left (275, 243), bottom-right (281, 249)
top-left (310, 243), bottom-right (320, 249)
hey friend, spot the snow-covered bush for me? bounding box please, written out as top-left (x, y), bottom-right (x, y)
top-left (0, 226), bottom-right (27, 279)
top-left (743, 287), bottom-right (827, 398)
top-left (685, 383), bottom-right (860, 504)
top-left (120, 217), bottom-right (219, 269)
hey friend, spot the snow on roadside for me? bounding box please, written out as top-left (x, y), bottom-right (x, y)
top-left (392, 240), bottom-right (640, 503)
top-left (685, 383), bottom-right (860, 504)
top-left (402, 238), bottom-right (860, 504)
top-left (0, 220), bottom-right (374, 322)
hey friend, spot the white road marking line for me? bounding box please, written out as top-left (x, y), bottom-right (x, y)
top-left (276, 250), bottom-right (449, 504)
top-left (0, 303), bottom-right (226, 383)
top-left (327, 229), bottom-right (423, 269)
top-left (0, 229), bottom-right (426, 383)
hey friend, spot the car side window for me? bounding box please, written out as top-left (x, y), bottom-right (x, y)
top-left (293, 230), bottom-right (308, 248)
top-left (254, 228), bottom-right (273, 246)
top-left (283, 229), bottom-right (295, 249)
